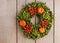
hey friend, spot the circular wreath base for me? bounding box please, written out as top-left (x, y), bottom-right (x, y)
top-left (17, 2), bottom-right (54, 39)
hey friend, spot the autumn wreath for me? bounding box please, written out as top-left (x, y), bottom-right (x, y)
top-left (17, 2), bottom-right (54, 39)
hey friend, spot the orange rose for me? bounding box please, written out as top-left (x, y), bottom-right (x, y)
top-left (38, 7), bottom-right (44, 14)
top-left (19, 20), bottom-right (26, 26)
top-left (39, 27), bottom-right (46, 34)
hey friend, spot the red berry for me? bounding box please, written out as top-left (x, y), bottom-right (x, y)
top-left (42, 20), bottom-right (49, 27)
top-left (28, 7), bottom-right (36, 15)
top-left (24, 24), bottom-right (32, 34)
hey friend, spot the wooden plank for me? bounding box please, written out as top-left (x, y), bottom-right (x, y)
top-left (55, 0), bottom-right (60, 43)
top-left (17, 0), bottom-right (35, 43)
top-left (17, 0), bottom-right (25, 43)
top-left (0, 0), bottom-right (16, 43)
top-left (36, 0), bottom-right (53, 43)
top-left (24, 0), bottom-right (36, 42)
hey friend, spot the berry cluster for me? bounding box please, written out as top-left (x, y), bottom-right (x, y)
top-left (24, 24), bottom-right (32, 34)
top-left (42, 20), bottom-right (49, 27)
top-left (28, 7), bottom-right (36, 15)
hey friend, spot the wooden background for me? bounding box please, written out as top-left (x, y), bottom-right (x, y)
top-left (0, 0), bottom-right (60, 43)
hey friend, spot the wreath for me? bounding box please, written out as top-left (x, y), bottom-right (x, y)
top-left (17, 2), bottom-right (54, 39)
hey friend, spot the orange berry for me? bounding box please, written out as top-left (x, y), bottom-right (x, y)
top-left (19, 20), bottom-right (26, 26)
top-left (39, 27), bottom-right (46, 34)
top-left (38, 7), bottom-right (44, 14)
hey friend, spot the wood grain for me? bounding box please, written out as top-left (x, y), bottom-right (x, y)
top-left (0, 0), bottom-right (60, 43)
top-left (55, 0), bottom-right (60, 43)
top-left (0, 0), bottom-right (16, 43)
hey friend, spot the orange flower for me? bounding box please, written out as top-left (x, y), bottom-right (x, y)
top-left (38, 7), bottom-right (44, 14)
top-left (19, 20), bottom-right (26, 27)
top-left (39, 27), bottom-right (46, 34)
